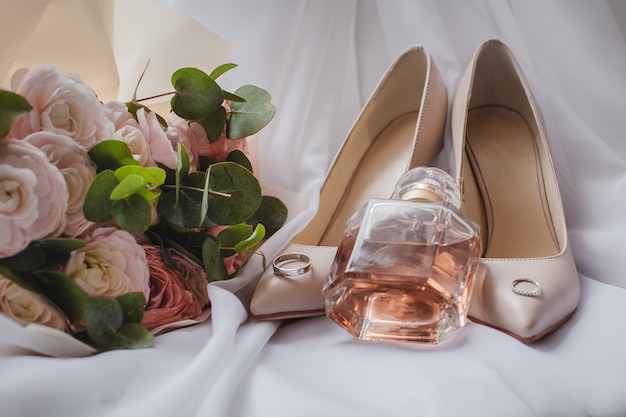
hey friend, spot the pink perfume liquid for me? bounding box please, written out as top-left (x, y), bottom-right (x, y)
top-left (323, 233), bottom-right (479, 344)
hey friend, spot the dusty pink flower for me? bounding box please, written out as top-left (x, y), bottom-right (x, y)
top-left (141, 245), bottom-right (204, 330)
top-left (9, 63), bottom-right (113, 149)
top-left (0, 275), bottom-right (69, 332)
top-left (0, 138), bottom-right (68, 258)
top-left (104, 101), bottom-right (151, 166)
top-left (190, 118), bottom-right (249, 163)
top-left (137, 108), bottom-right (177, 169)
top-left (223, 253), bottom-right (247, 277)
top-left (204, 225), bottom-right (228, 236)
top-left (64, 227), bottom-right (150, 299)
top-left (106, 105), bottom-right (179, 170)
top-left (165, 247), bottom-right (211, 308)
top-left (24, 131), bottom-right (96, 237)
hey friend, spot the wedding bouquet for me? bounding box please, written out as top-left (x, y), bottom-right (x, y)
top-left (0, 62), bottom-right (286, 352)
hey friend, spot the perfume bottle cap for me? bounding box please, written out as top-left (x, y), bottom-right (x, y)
top-left (392, 166), bottom-right (461, 207)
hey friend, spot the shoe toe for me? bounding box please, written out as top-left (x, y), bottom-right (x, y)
top-left (250, 244), bottom-right (337, 320)
top-left (469, 245), bottom-right (581, 342)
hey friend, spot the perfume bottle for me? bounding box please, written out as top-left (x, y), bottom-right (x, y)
top-left (322, 167), bottom-right (481, 344)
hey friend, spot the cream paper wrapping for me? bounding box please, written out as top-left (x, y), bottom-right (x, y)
top-left (0, 0), bottom-right (232, 357)
top-left (1, 0), bottom-right (231, 103)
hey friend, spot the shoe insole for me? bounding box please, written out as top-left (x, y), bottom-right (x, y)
top-left (466, 106), bottom-right (559, 258)
top-left (318, 112), bottom-right (418, 246)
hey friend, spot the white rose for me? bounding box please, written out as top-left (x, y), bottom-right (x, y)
top-left (9, 63), bottom-right (113, 149)
top-left (104, 101), bottom-right (151, 166)
top-left (64, 227), bottom-right (150, 299)
top-left (0, 275), bottom-right (69, 332)
top-left (24, 131), bottom-right (97, 237)
top-left (0, 138), bottom-right (68, 258)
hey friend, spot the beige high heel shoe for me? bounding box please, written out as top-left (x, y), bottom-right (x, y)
top-left (251, 45), bottom-right (447, 320)
top-left (451, 39), bottom-right (580, 342)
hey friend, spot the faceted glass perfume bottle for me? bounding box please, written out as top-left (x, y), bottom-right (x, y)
top-left (322, 167), bottom-right (481, 344)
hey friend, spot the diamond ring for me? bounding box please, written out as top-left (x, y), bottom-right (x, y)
top-left (511, 278), bottom-right (541, 297)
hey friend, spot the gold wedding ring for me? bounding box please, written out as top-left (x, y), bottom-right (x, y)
top-left (272, 252), bottom-right (312, 277)
top-left (511, 278), bottom-right (541, 297)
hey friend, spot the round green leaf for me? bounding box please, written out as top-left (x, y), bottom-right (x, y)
top-left (227, 149), bottom-right (253, 172)
top-left (88, 140), bottom-right (139, 171)
top-left (202, 238), bottom-right (228, 281)
top-left (234, 223), bottom-right (265, 253)
top-left (0, 90), bottom-right (32, 138)
top-left (207, 162), bottom-right (262, 225)
top-left (110, 174), bottom-right (145, 200)
top-left (171, 67), bottom-right (224, 120)
top-left (247, 195), bottom-right (288, 237)
top-left (111, 194), bottom-right (153, 232)
top-left (198, 106), bottom-right (227, 143)
top-left (216, 224), bottom-right (253, 257)
top-left (116, 292), bottom-right (146, 324)
top-left (157, 188), bottom-right (216, 229)
top-left (86, 297), bottom-right (124, 345)
top-left (216, 224), bottom-right (253, 247)
top-left (133, 187), bottom-right (160, 202)
top-left (106, 323), bottom-right (154, 350)
top-left (227, 85), bottom-right (276, 139)
top-left (83, 170), bottom-right (118, 222)
top-left (115, 165), bottom-right (166, 187)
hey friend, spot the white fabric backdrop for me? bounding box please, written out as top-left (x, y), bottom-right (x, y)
top-left (1, 1), bottom-right (626, 416)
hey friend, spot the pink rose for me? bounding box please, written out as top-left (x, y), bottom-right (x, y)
top-left (165, 247), bottom-right (211, 308)
top-left (0, 275), bottom-right (69, 332)
top-left (136, 108), bottom-right (177, 169)
top-left (104, 101), bottom-right (136, 128)
top-left (223, 253), bottom-right (247, 277)
top-left (141, 245), bottom-right (204, 330)
top-left (64, 227), bottom-right (150, 299)
top-left (106, 103), bottom-right (179, 169)
top-left (190, 118), bottom-right (249, 163)
top-left (0, 138), bottom-right (68, 258)
top-left (9, 63), bottom-right (113, 149)
top-left (24, 131), bottom-right (96, 237)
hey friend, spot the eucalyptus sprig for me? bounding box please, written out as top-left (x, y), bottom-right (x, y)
top-left (133, 63), bottom-right (277, 143)
top-left (0, 61), bottom-right (286, 354)
top-left (82, 136), bottom-right (286, 281)
top-left (84, 140), bottom-right (165, 233)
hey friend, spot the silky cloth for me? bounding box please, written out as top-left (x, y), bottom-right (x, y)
top-left (2, 1), bottom-right (626, 416)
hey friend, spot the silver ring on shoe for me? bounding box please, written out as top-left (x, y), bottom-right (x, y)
top-left (511, 278), bottom-right (541, 297)
top-left (272, 253), bottom-right (312, 277)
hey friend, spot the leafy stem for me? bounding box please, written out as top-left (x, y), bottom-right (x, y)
top-left (135, 91), bottom-right (176, 103)
top-left (161, 184), bottom-right (232, 199)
